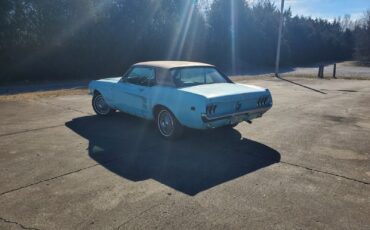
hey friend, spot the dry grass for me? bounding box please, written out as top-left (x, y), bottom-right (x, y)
top-left (0, 88), bottom-right (88, 102)
top-left (231, 75), bottom-right (274, 81)
top-left (340, 61), bottom-right (370, 67)
top-left (280, 73), bottom-right (370, 80)
top-left (232, 73), bottom-right (370, 81)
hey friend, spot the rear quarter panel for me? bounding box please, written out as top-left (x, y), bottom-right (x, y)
top-left (149, 86), bottom-right (207, 129)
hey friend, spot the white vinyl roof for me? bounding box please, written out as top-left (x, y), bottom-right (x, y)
top-left (133, 61), bottom-right (214, 69)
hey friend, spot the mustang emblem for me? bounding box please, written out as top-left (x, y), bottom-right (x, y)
top-left (235, 102), bottom-right (242, 112)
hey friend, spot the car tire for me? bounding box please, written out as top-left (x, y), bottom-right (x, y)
top-left (156, 108), bottom-right (183, 139)
top-left (92, 92), bottom-right (114, 116)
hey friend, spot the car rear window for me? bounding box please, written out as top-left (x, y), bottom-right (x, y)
top-left (170, 67), bottom-right (229, 87)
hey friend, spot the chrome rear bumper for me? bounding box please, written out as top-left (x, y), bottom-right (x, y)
top-left (201, 106), bottom-right (271, 122)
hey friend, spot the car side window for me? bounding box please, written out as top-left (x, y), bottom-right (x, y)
top-left (125, 67), bottom-right (155, 86)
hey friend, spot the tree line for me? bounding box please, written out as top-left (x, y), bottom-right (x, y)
top-left (353, 11), bottom-right (370, 61)
top-left (0, 0), bottom-right (368, 84)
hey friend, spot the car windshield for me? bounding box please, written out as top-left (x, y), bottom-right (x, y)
top-left (170, 67), bottom-right (230, 88)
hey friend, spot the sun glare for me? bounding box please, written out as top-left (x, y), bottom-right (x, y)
top-left (230, 0), bottom-right (237, 73)
top-left (167, 1), bottom-right (197, 60)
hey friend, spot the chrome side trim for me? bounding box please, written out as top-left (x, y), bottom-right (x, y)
top-left (201, 106), bottom-right (271, 122)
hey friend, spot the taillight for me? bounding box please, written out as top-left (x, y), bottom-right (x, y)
top-left (206, 104), bottom-right (217, 115)
top-left (257, 96), bottom-right (269, 107)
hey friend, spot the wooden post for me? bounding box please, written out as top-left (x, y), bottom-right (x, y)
top-left (322, 65), bottom-right (324, 78)
top-left (318, 64), bottom-right (324, 78)
top-left (333, 63), bottom-right (337, 79)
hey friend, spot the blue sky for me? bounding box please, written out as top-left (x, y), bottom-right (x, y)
top-left (269, 0), bottom-right (370, 21)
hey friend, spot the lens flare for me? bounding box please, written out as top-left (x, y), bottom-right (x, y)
top-left (230, 0), bottom-right (237, 74)
top-left (167, 1), bottom-right (196, 60)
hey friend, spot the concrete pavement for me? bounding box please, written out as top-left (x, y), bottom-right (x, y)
top-left (0, 77), bottom-right (369, 229)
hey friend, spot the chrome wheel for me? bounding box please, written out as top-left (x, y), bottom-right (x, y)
top-left (93, 94), bottom-right (111, 115)
top-left (157, 110), bottom-right (175, 137)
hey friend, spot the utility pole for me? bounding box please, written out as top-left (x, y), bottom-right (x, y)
top-left (275, 0), bottom-right (285, 77)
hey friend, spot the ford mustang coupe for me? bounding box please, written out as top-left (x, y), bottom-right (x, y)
top-left (89, 61), bottom-right (272, 139)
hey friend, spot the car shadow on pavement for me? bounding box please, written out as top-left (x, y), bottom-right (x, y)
top-left (65, 113), bottom-right (280, 196)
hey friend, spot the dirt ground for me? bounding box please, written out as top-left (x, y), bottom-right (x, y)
top-left (0, 77), bottom-right (369, 229)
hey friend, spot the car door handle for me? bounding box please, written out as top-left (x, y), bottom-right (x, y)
top-left (138, 88), bottom-right (144, 92)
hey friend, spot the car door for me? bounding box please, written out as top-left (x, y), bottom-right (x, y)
top-left (113, 66), bottom-right (155, 118)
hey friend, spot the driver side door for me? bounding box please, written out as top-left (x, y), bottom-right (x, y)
top-left (113, 66), bottom-right (155, 118)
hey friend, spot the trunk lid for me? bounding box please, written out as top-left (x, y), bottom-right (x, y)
top-left (179, 83), bottom-right (268, 101)
top-left (179, 83), bottom-right (271, 115)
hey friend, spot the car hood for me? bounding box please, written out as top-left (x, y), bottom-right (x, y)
top-left (97, 77), bottom-right (122, 83)
top-left (178, 83), bottom-right (268, 99)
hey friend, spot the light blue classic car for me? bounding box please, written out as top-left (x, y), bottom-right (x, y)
top-left (89, 61), bottom-right (272, 139)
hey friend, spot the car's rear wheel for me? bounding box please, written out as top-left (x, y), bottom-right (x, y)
top-left (156, 108), bottom-right (183, 139)
top-left (92, 93), bottom-right (114, 116)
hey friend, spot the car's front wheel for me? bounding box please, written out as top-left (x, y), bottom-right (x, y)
top-left (156, 108), bottom-right (183, 139)
top-left (92, 93), bottom-right (114, 116)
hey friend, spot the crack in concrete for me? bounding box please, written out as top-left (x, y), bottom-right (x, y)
top-left (0, 216), bottom-right (40, 230)
top-left (35, 100), bottom-right (93, 116)
top-left (0, 124), bottom-right (65, 137)
top-left (280, 161), bottom-right (369, 185)
top-left (240, 145), bottom-right (369, 185)
top-left (0, 163), bottom-right (99, 197)
top-left (0, 99), bottom-right (92, 137)
top-left (1, 144), bottom-right (368, 199)
top-left (116, 202), bottom-right (163, 230)
top-left (0, 143), bottom-right (159, 197)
